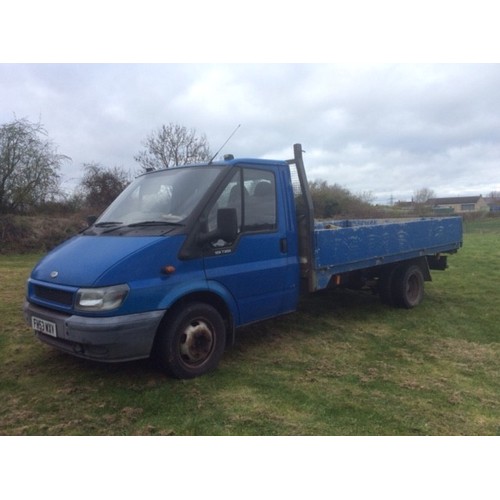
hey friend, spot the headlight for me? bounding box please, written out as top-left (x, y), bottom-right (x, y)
top-left (75, 284), bottom-right (129, 312)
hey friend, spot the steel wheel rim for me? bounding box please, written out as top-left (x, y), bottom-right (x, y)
top-left (406, 274), bottom-right (420, 302)
top-left (179, 319), bottom-right (215, 366)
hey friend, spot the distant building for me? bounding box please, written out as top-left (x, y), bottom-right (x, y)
top-left (394, 201), bottom-right (416, 212)
top-left (484, 197), bottom-right (500, 213)
top-left (427, 195), bottom-right (489, 214)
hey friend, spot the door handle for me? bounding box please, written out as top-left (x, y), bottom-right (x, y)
top-left (280, 238), bottom-right (288, 253)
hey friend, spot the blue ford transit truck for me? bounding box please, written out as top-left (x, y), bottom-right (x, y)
top-left (24, 144), bottom-right (462, 378)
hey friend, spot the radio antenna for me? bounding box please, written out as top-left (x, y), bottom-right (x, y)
top-left (208, 124), bottom-right (241, 164)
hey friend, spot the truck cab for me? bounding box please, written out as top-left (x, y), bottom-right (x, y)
top-left (24, 154), bottom-right (302, 378)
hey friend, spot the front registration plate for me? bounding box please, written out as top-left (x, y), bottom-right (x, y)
top-left (32, 316), bottom-right (57, 337)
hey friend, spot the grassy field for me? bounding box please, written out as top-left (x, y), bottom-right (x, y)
top-left (0, 219), bottom-right (499, 436)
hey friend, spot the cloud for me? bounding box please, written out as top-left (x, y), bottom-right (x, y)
top-left (1, 63), bottom-right (499, 202)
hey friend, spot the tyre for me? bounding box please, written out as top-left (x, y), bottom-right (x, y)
top-left (154, 302), bottom-right (226, 379)
top-left (391, 264), bottom-right (425, 309)
top-left (378, 266), bottom-right (397, 306)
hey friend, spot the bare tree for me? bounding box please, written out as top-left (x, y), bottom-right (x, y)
top-left (134, 123), bottom-right (211, 171)
top-left (0, 118), bottom-right (68, 213)
top-left (413, 187), bottom-right (435, 204)
top-left (78, 163), bottom-right (130, 212)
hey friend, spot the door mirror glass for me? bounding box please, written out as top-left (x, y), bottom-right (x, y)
top-left (198, 207), bottom-right (238, 246)
top-left (217, 208), bottom-right (238, 242)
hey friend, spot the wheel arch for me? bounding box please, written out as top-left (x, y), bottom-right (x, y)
top-left (411, 256), bottom-right (432, 281)
top-left (156, 290), bottom-right (237, 349)
top-left (380, 256), bottom-right (431, 281)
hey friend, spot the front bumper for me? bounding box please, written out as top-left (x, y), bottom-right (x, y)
top-left (24, 301), bottom-right (164, 362)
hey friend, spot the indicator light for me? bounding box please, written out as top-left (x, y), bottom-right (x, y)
top-left (161, 265), bottom-right (176, 275)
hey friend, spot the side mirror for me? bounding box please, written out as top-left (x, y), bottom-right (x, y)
top-left (216, 208), bottom-right (238, 242)
top-left (198, 208), bottom-right (238, 245)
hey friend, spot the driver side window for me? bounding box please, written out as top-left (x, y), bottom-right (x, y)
top-left (207, 170), bottom-right (242, 233)
top-left (243, 169), bottom-right (276, 231)
top-left (206, 167), bottom-right (277, 241)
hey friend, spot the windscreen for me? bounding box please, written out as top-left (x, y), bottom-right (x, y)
top-left (96, 166), bottom-right (223, 226)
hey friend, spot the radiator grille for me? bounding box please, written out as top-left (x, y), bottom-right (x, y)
top-left (34, 285), bottom-right (74, 306)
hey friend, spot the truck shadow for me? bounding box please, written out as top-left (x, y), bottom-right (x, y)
top-left (233, 287), bottom-right (387, 348)
top-left (37, 288), bottom-right (389, 381)
top-left (41, 349), bottom-right (157, 379)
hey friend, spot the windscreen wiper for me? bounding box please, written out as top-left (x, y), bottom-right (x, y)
top-left (98, 222), bottom-right (125, 234)
top-left (126, 220), bottom-right (184, 227)
top-left (94, 221), bottom-right (123, 227)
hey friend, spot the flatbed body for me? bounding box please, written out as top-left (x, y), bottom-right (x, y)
top-left (312, 217), bottom-right (462, 289)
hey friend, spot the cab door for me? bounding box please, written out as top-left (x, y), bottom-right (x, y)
top-left (202, 166), bottom-right (299, 326)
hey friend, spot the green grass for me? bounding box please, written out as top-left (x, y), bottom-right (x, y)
top-left (1, 219), bottom-right (499, 435)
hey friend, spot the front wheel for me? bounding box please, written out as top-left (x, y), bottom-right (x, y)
top-left (154, 302), bottom-right (226, 379)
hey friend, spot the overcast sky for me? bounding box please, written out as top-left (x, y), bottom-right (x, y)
top-left (1, 2), bottom-right (499, 487)
top-left (1, 63), bottom-right (499, 204)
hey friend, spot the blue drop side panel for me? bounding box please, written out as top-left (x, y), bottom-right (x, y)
top-left (313, 217), bottom-right (462, 290)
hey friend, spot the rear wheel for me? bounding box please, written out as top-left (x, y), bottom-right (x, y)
top-left (391, 264), bottom-right (425, 309)
top-left (378, 266), bottom-right (397, 306)
top-left (154, 302), bottom-right (226, 379)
